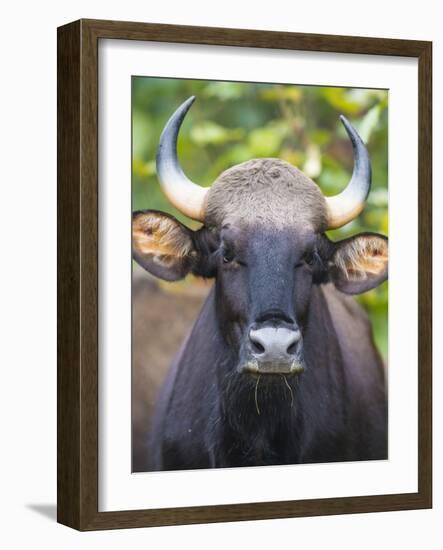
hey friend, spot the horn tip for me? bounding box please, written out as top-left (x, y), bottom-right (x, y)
top-left (339, 114), bottom-right (351, 130)
top-left (339, 114), bottom-right (364, 146)
top-left (178, 96), bottom-right (197, 117)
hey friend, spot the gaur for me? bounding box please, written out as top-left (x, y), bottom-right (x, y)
top-left (132, 96), bottom-right (388, 470)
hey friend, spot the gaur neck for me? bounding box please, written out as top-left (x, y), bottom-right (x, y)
top-left (192, 285), bottom-right (348, 452)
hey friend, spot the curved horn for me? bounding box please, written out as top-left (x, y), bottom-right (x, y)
top-left (325, 115), bottom-right (372, 229)
top-left (156, 96), bottom-right (208, 221)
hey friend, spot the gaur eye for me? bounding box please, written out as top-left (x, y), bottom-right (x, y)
top-left (221, 249), bottom-right (247, 267)
top-left (222, 250), bottom-right (235, 264)
top-left (296, 251), bottom-right (316, 269)
top-left (305, 253), bottom-right (315, 266)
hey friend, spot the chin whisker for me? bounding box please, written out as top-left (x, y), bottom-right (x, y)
top-left (254, 375), bottom-right (261, 415)
top-left (281, 374), bottom-right (294, 408)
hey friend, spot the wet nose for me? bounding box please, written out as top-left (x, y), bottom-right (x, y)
top-left (249, 326), bottom-right (302, 363)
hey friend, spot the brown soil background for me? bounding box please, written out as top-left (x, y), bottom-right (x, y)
top-left (132, 266), bottom-right (210, 472)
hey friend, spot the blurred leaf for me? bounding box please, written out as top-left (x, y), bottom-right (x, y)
top-left (132, 159), bottom-right (156, 178)
top-left (280, 148), bottom-right (304, 166)
top-left (203, 81), bottom-right (250, 100)
top-left (320, 88), bottom-right (362, 115)
top-left (248, 126), bottom-right (285, 156)
top-left (368, 188), bottom-right (388, 208)
top-left (357, 104), bottom-right (382, 143)
top-left (260, 86), bottom-right (303, 103)
top-left (132, 110), bottom-right (152, 159)
top-left (212, 144), bottom-right (255, 172)
top-left (190, 121), bottom-right (245, 145)
top-left (309, 129), bottom-right (331, 146)
top-left (303, 144), bottom-right (322, 178)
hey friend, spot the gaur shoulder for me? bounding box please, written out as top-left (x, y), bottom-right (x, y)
top-left (320, 283), bottom-right (371, 329)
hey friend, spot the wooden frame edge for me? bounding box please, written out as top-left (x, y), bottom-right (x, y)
top-left (57, 19), bottom-right (432, 531)
top-left (57, 20), bottom-right (82, 529)
top-left (417, 40), bottom-right (432, 509)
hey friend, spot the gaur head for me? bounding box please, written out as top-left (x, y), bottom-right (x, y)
top-left (133, 97), bottom-right (388, 379)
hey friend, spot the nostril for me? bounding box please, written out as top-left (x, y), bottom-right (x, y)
top-left (287, 342), bottom-right (298, 355)
top-left (249, 329), bottom-right (267, 355)
top-left (249, 327), bottom-right (301, 358)
top-left (286, 331), bottom-right (301, 356)
top-left (250, 340), bottom-right (265, 354)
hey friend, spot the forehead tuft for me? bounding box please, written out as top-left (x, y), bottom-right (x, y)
top-left (204, 159), bottom-right (328, 230)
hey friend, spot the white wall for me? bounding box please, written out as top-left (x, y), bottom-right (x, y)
top-left (0, 0), bottom-right (440, 547)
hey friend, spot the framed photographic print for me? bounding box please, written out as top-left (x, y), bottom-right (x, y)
top-left (57, 19), bottom-right (432, 530)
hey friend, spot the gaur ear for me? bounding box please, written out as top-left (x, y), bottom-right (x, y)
top-left (330, 233), bottom-right (388, 294)
top-left (132, 210), bottom-right (197, 281)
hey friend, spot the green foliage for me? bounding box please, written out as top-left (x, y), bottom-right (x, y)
top-left (132, 78), bottom-right (388, 359)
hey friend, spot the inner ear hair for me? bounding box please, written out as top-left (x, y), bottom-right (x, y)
top-left (334, 234), bottom-right (388, 280)
top-left (133, 210), bottom-right (194, 260)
